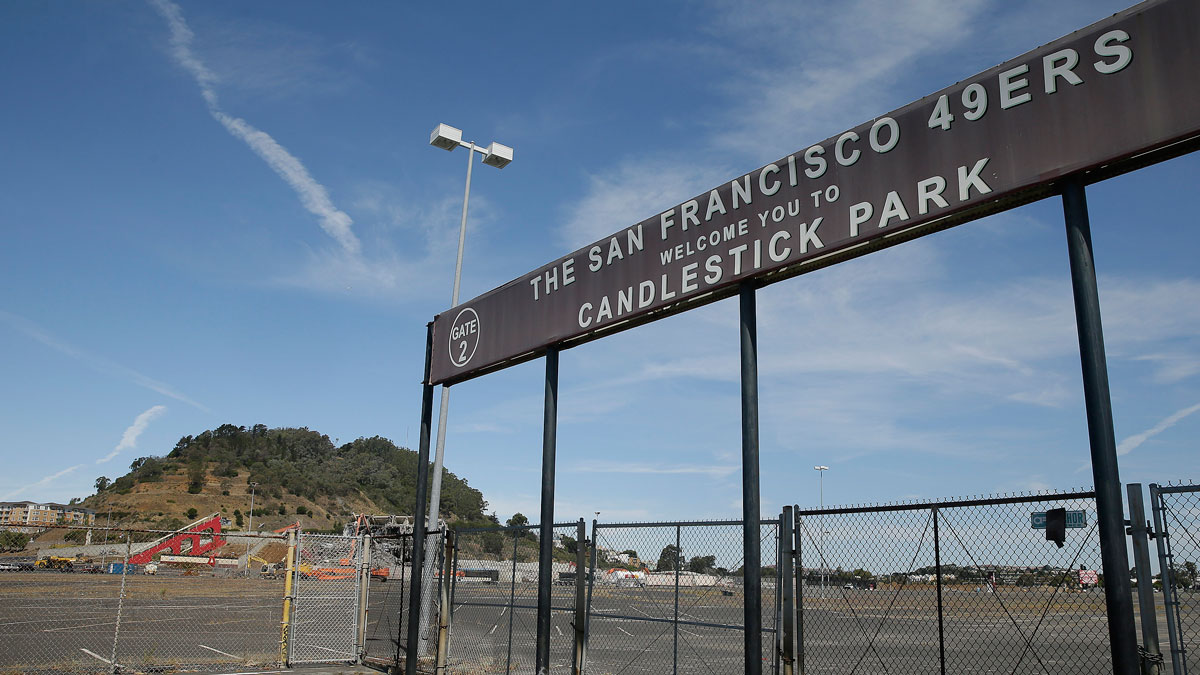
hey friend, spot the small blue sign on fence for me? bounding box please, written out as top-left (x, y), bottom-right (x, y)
top-left (1031, 510), bottom-right (1086, 529)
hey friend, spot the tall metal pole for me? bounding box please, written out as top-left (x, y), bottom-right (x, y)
top-left (428, 141), bottom-right (475, 530)
top-left (1126, 484), bottom-right (1162, 675)
top-left (536, 346), bottom-right (560, 675)
top-left (739, 281), bottom-right (763, 675)
top-left (1061, 176), bottom-right (1138, 675)
top-left (405, 323), bottom-right (436, 675)
top-left (422, 142), bottom-right (477, 649)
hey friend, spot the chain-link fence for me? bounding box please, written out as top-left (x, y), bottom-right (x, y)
top-left (360, 530), bottom-right (445, 672)
top-left (290, 532), bottom-right (362, 664)
top-left (588, 519), bottom-right (781, 675)
top-left (793, 490), bottom-right (1106, 675)
top-left (0, 525), bottom-right (291, 674)
top-left (1151, 483), bottom-right (1200, 675)
top-left (448, 523), bottom-right (581, 674)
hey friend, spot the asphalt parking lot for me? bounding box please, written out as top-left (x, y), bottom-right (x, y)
top-left (1, 570), bottom-right (1191, 675)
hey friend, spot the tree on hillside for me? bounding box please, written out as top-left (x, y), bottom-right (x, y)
top-left (94, 476), bottom-right (110, 492)
top-left (688, 555), bottom-right (717, 574)
top-left (506, 513), bottom-right (529, 528)
top-left (656, 544), bottom-right (682, 571)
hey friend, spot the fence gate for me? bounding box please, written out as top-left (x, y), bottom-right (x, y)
top-left (1150, 483), bottom-right (1200, 675)
top-left (290, 532), bottom-right (362, 664)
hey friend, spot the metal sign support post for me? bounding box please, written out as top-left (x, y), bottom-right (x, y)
top-left (1061, 177), bottom-right (1138, 675)
top-left (536, 346), bottom-right (560, 675)
top-left (405, 323), bottom-right (436, 675)
top-left (739, 281), bottom-right (763, 675)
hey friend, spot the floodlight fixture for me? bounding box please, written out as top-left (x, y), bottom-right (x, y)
top-left (482, 142), bottom-right (514, 169)
top-left (430, 123), bottom-right (463, 151)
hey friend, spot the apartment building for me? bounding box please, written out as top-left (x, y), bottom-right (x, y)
top-left (0, 501), bottom-right (96, 529)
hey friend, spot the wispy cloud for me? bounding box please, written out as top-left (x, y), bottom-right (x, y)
top-left (1117, 403), bottom-right (1200, 456)
top-left (149, 0), bottom-right (360, 255)
top-left (1, 464), bottom-right (87, 501)
top-left (0, 309), bottom-right (209, 412)
top-left (97, 405), bottom-right (168, 464)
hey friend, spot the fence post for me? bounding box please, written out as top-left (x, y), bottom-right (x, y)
top-left (585, 519), bottom-right (599, 674)
top-left (773, 521), bottom-right (782, 675)
top-left (507, 530), bottom-right (518, 675)
top-left (781, 506), bottom-right (795, 675)
top-left (1127, 484), bottom-right (1163, 674)
top-left (572, 519), bottom-right (588, 675)
top-left (109, 535), bottom-right (132, 674)
top-left (674, 524), bottom-right (682, 675)
top-left (281, 530), bottom-right (296, 667)
top-left (1149, 484), bottom-right (1184, 675)
top-left (357, 532), bottom-right (371, 664)
top-left (436, 531), bottom-right (453, 675)
top-left (795, 508), bottom-right (804, 675)
top-left (933, 508), bottom-right (946, 675)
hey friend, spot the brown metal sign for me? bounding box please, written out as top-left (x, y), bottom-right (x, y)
top-left (431, 0), bottom-right (1200, 385)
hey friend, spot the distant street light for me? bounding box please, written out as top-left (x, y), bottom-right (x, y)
top-left (422, 123), bottom-right (513, 645)
top-left (815, 466), bottom-right (829, 595)
top-left (246, 482), bottom-right (258, 577)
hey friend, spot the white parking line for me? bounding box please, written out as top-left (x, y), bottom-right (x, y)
top-left (79, 648), bottom-right (112, 664)
top-left (617, 626), bottom-right (633, 637)
top-left (44, 616), bottom-right (192, 632)
top-left (489, 624), bottom-right (498, 635)
top-left (555, 625), bottom-right (563, 636)
top-left (199, 644), bottom-right (240, 659)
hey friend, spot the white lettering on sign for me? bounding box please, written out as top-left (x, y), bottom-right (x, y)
top-left (429, 1), bottom-right (1200, 386)
top-left (448, 307), bottom-right (481, 368)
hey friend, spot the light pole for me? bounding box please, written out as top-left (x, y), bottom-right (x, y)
top-left (814, 466), bottom-right (828, 596)
top-left (423, 123), bottom-right (513, 647)
top-left (247, 482), bottom-right (258, 576)
top-left (426, 123), bottom-right (513, 529)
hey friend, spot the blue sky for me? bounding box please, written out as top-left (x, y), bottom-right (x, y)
top-left (2, 0), bottom-right (1197, 523)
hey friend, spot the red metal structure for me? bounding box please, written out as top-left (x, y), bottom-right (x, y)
top-left (128, 513), bottom-right (226, 564)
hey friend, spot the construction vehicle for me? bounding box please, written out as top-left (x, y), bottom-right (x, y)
top-left (250, 554), bottom-right (285, 579)
top-left (35, 556), bottom-right (75, 571)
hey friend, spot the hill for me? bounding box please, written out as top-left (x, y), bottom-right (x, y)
top-left (82, 424), bottom-right (494, 533)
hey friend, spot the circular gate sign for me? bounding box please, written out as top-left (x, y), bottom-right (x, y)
top-left (448, 307), bottom-right (481, 368)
